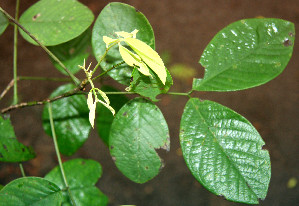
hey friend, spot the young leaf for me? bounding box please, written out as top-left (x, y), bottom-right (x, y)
top-left (125, 38), bottom-right (167, 84)
top-left (0, 116), bottom-right (36, 162)
top-left (129, 68), bottom-right (173, 101)
top-left (96, 86), bottom-right (129, 145)
top-left (42, 84), bottom-right (91, 156)
top-left (109, 98), bottom-right (170, 183)
top-left (92, 2), bottom-right (155, 85)
top-left (0, 11), bottom-right (8, 36)
top-left (180, 99), bottom-right (271, 204)
top-left (19, 0), bottom-right (94, 46)
top-left (0, 177), bottom-right (63, 205)
top-left (45, 158), bottom-right (108, 206)
top-left (48, 29), bottom-right (91, 75)
top-left (193, 18), bottom-right (295, 91)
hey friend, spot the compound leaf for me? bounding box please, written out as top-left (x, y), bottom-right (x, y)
top-left (180, 98), bottom-right (271, 204)
top-left (42, 84), bottom-right (91, 156)
top-left (0, 116), bottom-right (35, 162)
top-left (193, 18), bottom-right (295, 91)
top-left (0, 177), bottom-right (63, 206)
top-left (92, 2), bottom-right (155, 85)
top-left (109, 98), bottom-right (170, 183)
top-left (19, 0), bottom-right (94, 46)
top-left (48, 29), bottom-right (91, 75)
top-left (45, 158), bottom-right (108, 206)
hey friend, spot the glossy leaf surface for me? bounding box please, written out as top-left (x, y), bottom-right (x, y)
top-left (130, 68), bottom-right (173, 101)
top-left (19, 0), bottom-right (94, 46)
top-left (42, 84), bottom-right (91, 156)
top-left (0, 11), bottom-right (8, 36)
top-left (109, 98), bottom-right (170, 183)
top-left (180, 99), bottom-right (271, 204)
top-left (0, 177), bottom-right (62, 206)
top-left (48, 29), bottom-right (91, 75)
top-left (96, 86), bottom-right (129, 145)
top-left (92, 2), bottom-right (155, 85)
top-left (45, 158), bottom-right (108, 206)
top-left (193, 18), bottom-right (295, 91)
top-left (0, 116), bottom-right (35, 162)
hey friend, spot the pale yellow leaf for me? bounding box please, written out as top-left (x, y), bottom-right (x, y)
top-left (89, 101), bottom-right (96, 128)
top-left (124, 38), bottom-right (167, 84)
top-left (103, 36), bottom-right (118, 48)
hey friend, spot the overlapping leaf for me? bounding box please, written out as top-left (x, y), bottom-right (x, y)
top-left (0, 11), bottom-right (8, 36)
top-left (193, 18), bottom-right (295, 91)
top-left (129, 68), bottom-right (173, 101)
top-left (180, 98), bottom-right (271, 204)
top-left (0, 177), bottom-right (63, 206)
top-left (0, 116), bottom-right (35, 162)
top-left (109, 98), bottom-right (170, 183)
top-left (45, 158), bottom-right (108, 206)
top-left (19, 0), bottom-right (94, 46)
top-left (92, 2), bottom-right (155, 85)
top-left (42, 84), bottom-right (91, 156)
top-left (48, 29), bottom-right (91, 75)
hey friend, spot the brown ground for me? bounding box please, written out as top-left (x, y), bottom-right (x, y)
top-left (0, 0), bottom-right (298, 205)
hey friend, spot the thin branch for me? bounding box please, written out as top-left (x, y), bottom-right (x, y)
top-left (1, 80), bottom-right (88, 114)
top-left (0, 78), bottom-right (16, 100)
top-left (12, 0), bottom-right (20, 105)
top-left (48, 103), bottom-right (76, 206)
top-left (0, 7), bottom-right (80, 85)
top-left (92, 61), bottom-right (125, 81)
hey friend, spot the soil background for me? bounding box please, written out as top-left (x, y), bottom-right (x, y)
top-left (0, 0), bottom-right (298, 205)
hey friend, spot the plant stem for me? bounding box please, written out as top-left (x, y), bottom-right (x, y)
top-left (1, 79), bottom-right (88, 114)
top-left (0, 79), bottom-right (15, 101)
top-left (167, 92), bottom-right (190, 96)
top-left (19, 76), bottom-right (72, 82)
top-left (92, 61), bottom-right (125, 81)
top-left (92, 41), bottom-right (119, 75)
top-left (48, 103), bottom-right (76, 206)
top-left (12, 0), bottom-right (20, 105)
top-left (0, 7), bottom-right (80, 86)
top-left (19, 163), bottom-right (26, 177)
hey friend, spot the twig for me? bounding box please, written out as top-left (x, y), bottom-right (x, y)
top-left (0, 7), bottom-right (80, 85)
top-left (0, 78), bottom-right (16, 100)
top-left (1, 80), bottom-right (88, 114)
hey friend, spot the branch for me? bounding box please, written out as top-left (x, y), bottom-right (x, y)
top-left (0, 78), bottom-right (16, 100)
top-left (0, 6), bottom-right (80, 85)
top-left (1, 80), bottom-right (88, 114)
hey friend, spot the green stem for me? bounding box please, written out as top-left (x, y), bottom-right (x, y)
top-left (48, 103), bottom-right (76, 206)
top-left (0, 7), bottom-right (80, 86)
top-left (167, 92), bottom-right (190, 96)
top-left (105, 91), bottom-right (135, 95)
top-left (19, 163), bottom-right (26, 177)
top-left (92, 41), bottom-right (119, 75)
top-left (92, 61), bottom-right (125, 81)
top-left (12, 0), bottom-right (19, 105)
top-left (19, 76), bottom-right (72, 82)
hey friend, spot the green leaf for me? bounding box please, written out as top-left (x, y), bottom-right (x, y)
top-left (193, 18), bottom-right (295, 91)
top-left (0, 116), bottom-right (36, 162)
top-left (42, 84), bottom-right (91, 156)
top-left (0, 177), bottom-right (63, 206)
top-left (45, 158), bottom-right (108, 206)
top-left (129, 68), bottom-right (173, 101)
top-left (48, 29), bottom-right (91, 75)
top-left (109, 98), bottom-right (170, 183)
top-left (180, 98), bottom-right (271, 204)
top-left (92, 2), bottom-right (155, 85)
top-left (0, 11), bottom-right (8, 36)
top-left (96, 86), bottom-right (129, 145)
top-left (19, 0), bottom-right (94, 46)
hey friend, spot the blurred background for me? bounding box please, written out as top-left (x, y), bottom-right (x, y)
top-left (0, 0), bottom-right (298, 205)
